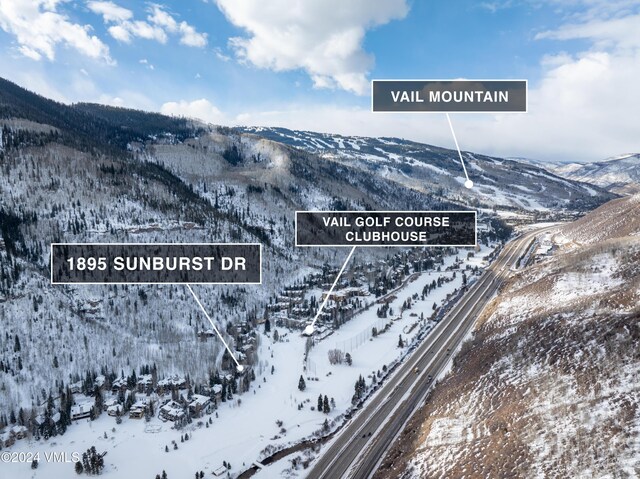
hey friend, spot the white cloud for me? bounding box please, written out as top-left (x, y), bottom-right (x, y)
top-left (0, 0), bottom-right (112, 63)
top-left (147, 4), bottom-right (207, 47)
top-left (536, 13), bottom-right (640, 50)
top-left (88, 2), bottom-right (207, 48)
top-left (139, 58), bottom-right (154, 70)
top-left (104, 20), bottom-right (166, 44)
top-left (177, 22), bottom-right (207, 48)
top-left (230, 35), bottom-right (639, 163)
top-left (215, 0), bottom-right (409, 95)
top-left (86, 1), bottom-right (131, 23)
top-left (479, 8), bottom-right (640, 161)
top-left (161, 98), bottom-right (225, 124)
top-left (213, 46), bottom-right (230, 62)
top-left (232, 7), bottom-right (638, 163)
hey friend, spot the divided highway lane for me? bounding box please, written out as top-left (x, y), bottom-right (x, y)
top-left (306, 228), bottom-right (548, 479)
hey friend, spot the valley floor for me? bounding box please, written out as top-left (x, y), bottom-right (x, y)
top-left (3, 245), bottom-right (496, 479)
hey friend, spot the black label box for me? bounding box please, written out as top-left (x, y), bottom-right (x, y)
top-left (372, 80), bottom-right (527, 112)
top-left (296, 211), bottom-right (476, 247)
top-left (51, 243), bottom-right (262, 284)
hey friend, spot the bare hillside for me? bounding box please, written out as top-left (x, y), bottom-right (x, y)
top-left (374, 195), bottom-right (640, 479)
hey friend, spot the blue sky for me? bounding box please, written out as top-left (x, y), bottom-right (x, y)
top-left (0, 1), bottom-right (638, 161)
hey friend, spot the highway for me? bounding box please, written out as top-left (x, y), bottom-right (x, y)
top-left (305, 228), bottom-right (547, 479)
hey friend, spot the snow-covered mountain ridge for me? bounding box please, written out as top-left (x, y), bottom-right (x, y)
top-left (374, 194), bottom-right (640, 479)
top-left (547, 153), bottom-right (640, 195)
top-left (243, 126), bottom-right (615, 214)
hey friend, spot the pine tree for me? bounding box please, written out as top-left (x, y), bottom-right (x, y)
top-left (323, 395), bottom-right (330, 414)
top-left (264, 318), bottom-right (271, 333)
top-left (317, 394), bottom-right (323, 412)
top-left (322, 418), bottom-right (330, 432)
top-left (75, 461), bottom-right (83, 474)
top-left (345, 353), bottom-right (352, 366)
top-left (353, 375), bottom-right (367, 403)
top-left (93, 386), bottom-right (103, 417)
top-left (398, 335), bottom-right (404, 348)
top-left (298, 375), bottom-right (306, 392)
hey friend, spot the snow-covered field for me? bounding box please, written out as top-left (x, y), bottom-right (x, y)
top-left (2, 245), bottom-right (496, 479)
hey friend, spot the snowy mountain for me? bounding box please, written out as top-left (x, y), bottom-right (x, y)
top-left (0, 78), bottom-right (466, 412)
top-left (0, 76), bottom-right (626, 477)
top-left (374, 194), bottom-right (640, 479)
top-left (243, 127), bottom-right (615, 214)
top-left (547, 154), bottom-right (640, 195)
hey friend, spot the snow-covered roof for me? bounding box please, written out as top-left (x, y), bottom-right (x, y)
top-left (71, 402), bottom-right (93, 415)
top-left (112, 377), bottom-right (127, 388)
top-left (160, 400), bottom-right (184, 418)
top-left (131, 399), bottom-right (148, 409)
top-left (213, 465), bottom-right (228, 476)
top-left (157, 375), bottom-right (186, 387)
top-left (189, 394), bottom-right (210, 407)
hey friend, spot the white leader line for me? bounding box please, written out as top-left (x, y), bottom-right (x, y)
top-left (446, 113), bottom-right (471, 183)
top-left (186, 284), bottom-right (243, 372)
top-left (308, 245), bottom-right (357, 331)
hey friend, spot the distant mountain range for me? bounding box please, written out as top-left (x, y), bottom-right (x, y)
top-left (546, 154), bottom-right (640, 195)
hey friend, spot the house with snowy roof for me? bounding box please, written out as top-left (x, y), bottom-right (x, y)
top-left (137, 374), bottom-right (154, 394)
top-left (107, 404), bottom-right (123, 417)
top-left (159, 400), bottom-right (185, 422)
top-left (0, 429), bottom-right (15, 447)
top-left (129, 399), bottom-right (148, 419)
top-left (188, 394), bottom-right (211, 415)
top-left (71, 402), bottom-right (93, 420)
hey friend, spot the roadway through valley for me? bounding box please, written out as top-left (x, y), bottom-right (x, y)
top-left (306, 228), bottom-right (548, 479)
